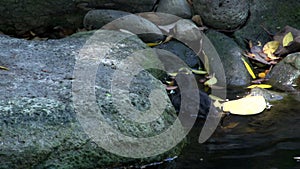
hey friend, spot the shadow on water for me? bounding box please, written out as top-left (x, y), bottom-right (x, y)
top-left (173, 95), bottom-right (300, 169)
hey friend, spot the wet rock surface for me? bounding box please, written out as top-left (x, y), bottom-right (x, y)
top-left (205, 30), bottom-right (251, 87)
top-left (250, 87), bottom-right (285, 102)
top-left (234, 0), bottom-right (300, 49)
top-left (269, 52), bottom-right (300, 92)
top-left (154, 40), bottom-right (202, 69)
top-left (0, 31), bottom-right (183, 168)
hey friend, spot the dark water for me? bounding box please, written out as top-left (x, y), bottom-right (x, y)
top-left (173, 95), bottom-right (300, 169)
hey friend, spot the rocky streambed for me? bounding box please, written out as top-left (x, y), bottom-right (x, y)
top-left (1, 0), bottom-right (300, 169)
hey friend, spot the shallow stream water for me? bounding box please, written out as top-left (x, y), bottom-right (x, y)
top-left (173, 95), bottom-right (300, 169)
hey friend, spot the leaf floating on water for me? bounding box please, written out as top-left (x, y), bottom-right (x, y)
top-left (241, 57), bottom-right (256, 79)
top-left (222, 96), bottom-right (266, 115)
top-left (283, 32), bottom-right (294, 47)
top-left (204, 73), bottom-right (217, 86)
top-left (263, 41), bottom-right (280, 55)
top-left (247, 84), bottom-right (272, 89)
top-left (0, 65), bottom-right (9, 70)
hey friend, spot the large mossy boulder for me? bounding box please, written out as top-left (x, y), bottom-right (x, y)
top-left (0, 30), bottom-right (184, 168)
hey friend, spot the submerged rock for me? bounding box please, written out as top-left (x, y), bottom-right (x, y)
top-left (0, 31), bottom-right (184, 168)
top-left (250, 87), bottom-right (285, 102)
top-left (269, 52), bottom-right (300, 92)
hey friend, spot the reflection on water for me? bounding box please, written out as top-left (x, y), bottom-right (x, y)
top-left (174, 95), bottom-right (300, 169)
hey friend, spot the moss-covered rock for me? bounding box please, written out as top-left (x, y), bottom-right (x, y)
top-left (0, 30), bottom-right (185, 169)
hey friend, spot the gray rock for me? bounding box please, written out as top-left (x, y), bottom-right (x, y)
top-left (234, 0), bottom-right (300, 49)
top-left (269, 52), bottom-right (300, 92)
top-left (154, 40), bottom-right (202, 69)
top-left (156, 0), bottom-right (192, 19)
top-left (205, 30), bottom-right (251, 87)
top-left (84, 9), bottom-right (131, 29)
top-left (82, 0), bottom-right (157, 13)
top-left (193, 0), bottom-right (249, 30)
top-left (0, 0), bottom-right (157, 37)
top-left (0, 0), bottom-right (86, 36)
top-left (138, 12), bottom-right (182, 26)
top-left (170, 19), bottom-right (202, 43)
top-left (100, 14), bottom-right (164, 42)
top-left (250, 87), bottom-right (285, 102)
top-left (0, 30), bottom-right (184, 168)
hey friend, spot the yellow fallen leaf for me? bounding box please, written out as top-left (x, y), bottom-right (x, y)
top-left (249, 40), bottom-right (253, 48)
top-left (258, 72), bottom-right (266, 79)
top-left (266, 52), bottom-right (280, 60)
top-left (163, 35), bottom-right (173, 43)
top-left (222, 96), bottom-right (266, 115)
top-left (283, 32), bottom-right (293, 47)
top-left (146, 41), bottom-right (162, 47)
top-left (0, 65), bottom-right (9, 70)
top-left (178, 67), bottom-right (192, 74)
top-left (191, 69), bottom-right (207, 75)
top-left (203, 51), bottom-right (210, 74)
top-left (204, 73), bottom-right (217, 86)
top-left (213, 100), bottom-right (222, 109)
top-left (241, 57), bottom-right (256, 79)
top-left (168, 72), bottom-right (178, 77)
top-left (247, 84), bottom-right (272, 89)
top-left (165, 80), bottom-right (174, 85)
top-left (258, 41), bottom-right (262, 46)
top-left (263, 41), bottom-right (280, 54)
top-left (209, 94), bottom-right (225, 101)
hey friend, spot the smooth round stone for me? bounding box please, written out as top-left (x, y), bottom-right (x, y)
top-left (156, 0), bottom-right (192, 19)
top-left (205, 30), bottom-right (251, 87)
top-left (84, 9), bottom-right (130, 29)
top-left (84, 10), bottom-right (164, 42)
top-left (193, 0), bottom-right (249, 30)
